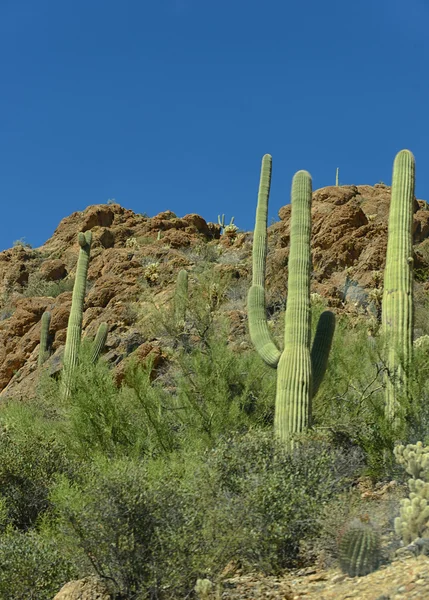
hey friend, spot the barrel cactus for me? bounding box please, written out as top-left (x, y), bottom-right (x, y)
top-left (247, 155), bottom-right (336, 446)
top-left (338, 517), bottom-right (381, 577)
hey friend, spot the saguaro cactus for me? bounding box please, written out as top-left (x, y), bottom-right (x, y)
top-left (248, 155), bottom-right (335, 445)
top-left (381, 150), bottom-right (415, 422)
top-left (62, 231), bottom-right (92, 397)
top-left (174, 269), bottom-right (189, 326)
top-left (38, 310), bottom-right (51, 367)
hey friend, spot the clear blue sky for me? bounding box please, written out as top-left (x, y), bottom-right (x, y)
top-left (1, 0), bottom-right (428, 250)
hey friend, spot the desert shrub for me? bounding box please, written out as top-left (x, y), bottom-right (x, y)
top-left (0, 528), bottom-right (77, 600)
top-left (312, 314), bottom-right (395, 477)
top-left (202, 430), bottom-right (364, 572)
top-left (0, 403), bottom-right (73, 530)
top-left (48, 432), bottom-right (362, 599)
top-left (173, 327), bottom-right (275, 444)
top-left (22, 272), bottom-right (75, 298)
top-left (47, 343), bottom-right (170, 461)
top-left (50, 459), bottom-right (157, 599)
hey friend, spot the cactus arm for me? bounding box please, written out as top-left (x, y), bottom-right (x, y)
top-left (381, 150), bottom-right (415, 421)
top-left (275, 170), bottom-right (312, 443)
top-left (247, 154), bottom-right (281, 368)
top-left (38, 311), bottom-right (51, 367)
top-left (310, 310), bottom-right (336, 398)
top-left (62, 231), bottom-right (92, 396)
top-left (91, 322), bottom-right (108, 364)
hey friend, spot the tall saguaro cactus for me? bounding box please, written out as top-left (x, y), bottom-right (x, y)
top-left (382, 150), bottom-right (415, 422)
top-left (248, 155), bottom-right (335, 446)
top-left (62, 231), bottom-right (92, 397)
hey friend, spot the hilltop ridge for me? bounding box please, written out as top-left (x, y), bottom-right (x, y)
top-left (0, 183), bottom-right (428, 401)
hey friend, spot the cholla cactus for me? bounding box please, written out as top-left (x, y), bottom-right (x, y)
top-left (394, 442), bottom-right (429, 545)
top-left (414, 335), bottom-right (429, 352)
top-left (144, 262), bottom-right (160, 284)
top-left (125, 237), bottom-right (139, 249)
top-left (194, 579), bottom-right (213, 600)
top-left (224, 223), bottom-right (239, 236)
top-left (338, 517), bottom-right (381, 577)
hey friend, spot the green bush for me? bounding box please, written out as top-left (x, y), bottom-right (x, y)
top-left (48, 431), bottom-right (362, 599)
top-left (0, 528), bottom-right (77, 600)
top-left (22, 272), bottom-right (75, 298)
top-left (0, 403), bottom-right (73, 530)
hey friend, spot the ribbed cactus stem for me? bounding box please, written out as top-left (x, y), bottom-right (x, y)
top-left (382, 150), bottom-right (415, 422)
top-left (247, 154), bottom-right (281, 368)
top-left (275, 171), bottom-right (312, 443)
top-left (248, 156), bottom-right (335, 447)
top-left (62, 231), bottom-right (92, 397)
top-left (311, 310), bottom-right (336, 397)
top-left (38, 311), bottom-right (51, 367)
top-left (174, 269), bottom-right (189, 325)
top-left (91, 322), bottom-right (108, 364)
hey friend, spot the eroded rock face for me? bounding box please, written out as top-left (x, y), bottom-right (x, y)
top-left (52, 577), bottom-right (111, 600)
top-left (0, 186), bottom-right (427, 399)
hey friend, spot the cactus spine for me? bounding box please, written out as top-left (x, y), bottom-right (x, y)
top-left (248, 155), bottom-right (335, 446)
top-left (90, 322), bottom-right (108, 364)
top-left (62, 231), bottom-right (92, 397)
top-left (338, 518), bottom-right (381, 577)
top-left (381, 150), bottom-right (415, 422)
top-left (38, 311), bottom-right (51, 367)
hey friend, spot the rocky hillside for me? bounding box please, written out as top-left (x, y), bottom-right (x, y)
top-left (1, 183), bottom-right (428, 401)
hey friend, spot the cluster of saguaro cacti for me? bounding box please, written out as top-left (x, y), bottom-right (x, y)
top-left (217, 214), bottom-right (235, 234)
top-left (247, 154), bottom-right (336, 446)
top-left (381, 150), bottom-right (415, 423)
top-left (394, 442), bottom-right (429, 545)
top-left (337, 517), bottom-right (381, 577)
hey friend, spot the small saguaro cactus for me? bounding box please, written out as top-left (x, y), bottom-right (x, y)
top-left (247, 155), bottom-right (336, 446)
top-left (174, 269), bottom-right (189, 326)
top-left (381, 150), bottom-right (415, 422)
top-left (90, 322), bottom-right (108, 364)
top-left (338, 517), bottom-right (381, 577)
top-left (38, 310), bottom-right (51, 367)
top-left (336, 167), bottom-right (339, 187)
top-left (62, 231), bottom-right (92, 397)
top-left (217, 214), bottom-right (235, 234)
